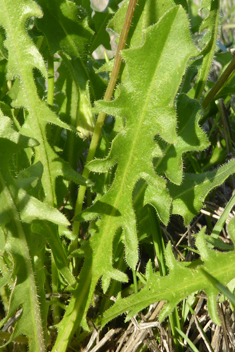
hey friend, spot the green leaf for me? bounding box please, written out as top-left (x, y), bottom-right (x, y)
top-left (228, 216), bottom-right (235, 247)
top-left (32, 222), bottom-right (76, 286)
top-left (169, 159), bottom-right (235, 225)
top-left (0, 0), bottom-right (88, 210)
top-left (90, 6), bottom-right (114, 52)
top-left (101, 227), bottom-right (235, 327)
top-left (200, 268), bottom-right (235, 306)
top-left (154, 94), bottom-right (209, 185)
top-left (36, 0), bottom-right (105, 139)
top-left (109, 0), bottom-right (176, 49)
top-left (187, 0), bottom-right (202, 33)
top-left (175, 327), bottom-right (200, 352)
top-left (79, 5), bottom-right (198, 260)
top-left (0, 115), bottom-right (45, 351)
top-left (193, 0), bottom-right (220, 100)
top-left (0, 272), bottom-right (12, 290)
top-left (0, 113), bottom-right (76, 348)
top-left (0, 27), bottom-right (7, 60)
top-left (54, 7), bottom-right (198, 351)
top-left (36, 0), bottom-right (92, 57)
top-left (57, 52), bottom-right (96, 139)
top-left (211, 192), bottom-right (235, 238)
top-left (204, 235), bottom-right (234, 251)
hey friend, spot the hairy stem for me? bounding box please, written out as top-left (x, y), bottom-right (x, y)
top-left (73, 0), bottom-right (138, 237)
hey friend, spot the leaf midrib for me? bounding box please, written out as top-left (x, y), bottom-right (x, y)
top-left (0, 172), bottom-right (45, 351)
top-left (103, 250), bottom-right (235, 323)
top-left (171, 161), bottom-right (235, 200)
top-left (96, 10), bottom-right (177, 239)
top-left (4, 1), bottom-right (56, 206)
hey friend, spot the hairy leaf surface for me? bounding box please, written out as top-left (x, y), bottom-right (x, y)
top-left (154, 94), bottom-right (209, 184)
top-left (79, 5), bottom-right (198, 265)
top-left (0, 115), bottom-right (70, 351)
top-left (102, 226), bottom-right (235, 326)
top-left (0, 0), bottom-right (88, 208)
top-left (54, 7), bottom-right (199, 351)
top-left (169, 159), bottom-right (235, 225)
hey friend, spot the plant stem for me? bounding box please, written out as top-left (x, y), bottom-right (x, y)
top-left (47, 52), bottom-right (54, 141)
top-left (132, 269), bottom-right (138, 294)
top-left (47, 53), bottom-right (54, 107)
top-left (202, 54), bottom-right (235, 109)
top-left (73, 0), bottom-right (138, 237)
top-left (51, 257), bottom-right (61, 325)
top-left (218, 99), bottom-right (233, 155)
top-left (52, 264), bottom-right (93, 352)
top-left (46, 52), bottom-right (61, 325)
top-left (194, 0), bottom-right (220, 101)
top-left (52, 3), bottom-right (138, 351)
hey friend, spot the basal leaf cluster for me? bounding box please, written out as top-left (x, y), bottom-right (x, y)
top-left (0, 0), bottom-right (235, 351)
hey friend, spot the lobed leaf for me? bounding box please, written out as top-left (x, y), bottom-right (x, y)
top-left (102, 227), bottom-right (235, 327)
top-left (0, 115), bottom-right (45, 351)
top-left (169, 159), bottom-right (235, 225)
top-left (54, 6), bottom-right (199, 351)
top-left (154, 94), bottom-right (209, 185)
top-left (0, 0), bottom-right (88, 209)
top-left (0, 114), bottom-right (76, 349)
top-left (79, 5), bottom-right (198, 265)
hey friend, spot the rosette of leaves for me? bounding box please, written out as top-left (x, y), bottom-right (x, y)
top-left (53, 5), bottom-right (213, 350)
top-left (0, 114), bottom-right (73, 351)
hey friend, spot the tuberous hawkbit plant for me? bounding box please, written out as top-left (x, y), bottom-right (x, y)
top-left (1, 0), bottom-right (235, 351)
